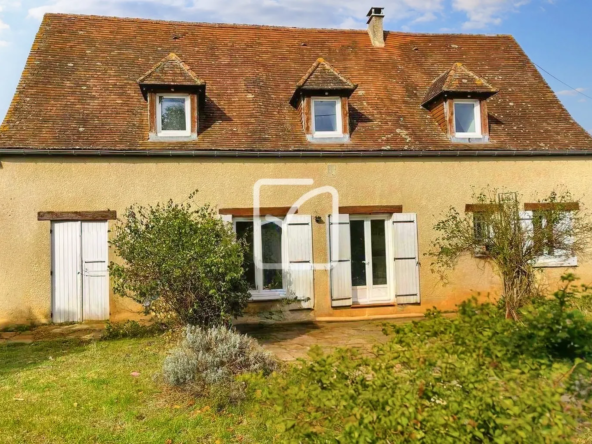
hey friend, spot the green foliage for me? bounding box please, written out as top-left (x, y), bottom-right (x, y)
top-left (428, 188), bottom-right (592, 319)
top-left (517, 274), bottom-right (592, 360)
top-left (102, 320), bottom-right (166, 340)
top-left (246, 289), bottom-right (592, 443)
top-left (109, 193), bottom-right (251, 327)
top-left (163, 325), bottom-right (278, 407)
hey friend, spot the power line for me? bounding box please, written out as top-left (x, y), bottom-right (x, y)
top-left (532, 62), bottom-right (592, 101)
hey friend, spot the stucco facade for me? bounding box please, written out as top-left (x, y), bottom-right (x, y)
top-left (0, 155), bottom-right (588, 327)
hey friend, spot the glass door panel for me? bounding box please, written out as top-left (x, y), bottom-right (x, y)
top-left (350, 220), bottom-right (367, 287)
top-left (371, 220), bottom-right (387, 286)
top-left (261, 221), bottom-right (283, 290)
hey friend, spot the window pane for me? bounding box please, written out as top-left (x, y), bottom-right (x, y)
top-left (314, 100), bottom-right (337, 132)
top-left (350, 220), bottom-right (367, 287)
top-left (161, 97), bottom-right (187, 131)
top-left (261, 221), bottom-right (283, 290)
top-left (236, 221), bottom-right (256, 289)
top-left (454, 102), bottom-right (476, 134)
top-left (533, 211), bottom-right (555, 256)
top-left (371, 220), bottom-right (387, 286)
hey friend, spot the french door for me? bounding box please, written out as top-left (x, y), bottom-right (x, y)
top-left (349, 215), bottom-right (392, 305)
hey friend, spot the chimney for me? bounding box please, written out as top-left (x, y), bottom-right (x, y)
top-left (367, 7), bottom-right (385, 48)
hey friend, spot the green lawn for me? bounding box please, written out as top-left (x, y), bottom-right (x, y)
top-left (0, 337), bottom-right (275, 444)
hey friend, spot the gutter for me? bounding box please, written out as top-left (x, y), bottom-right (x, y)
top-left (1, 148), bottom-right (592, 158)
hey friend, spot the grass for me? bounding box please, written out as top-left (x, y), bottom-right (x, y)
top-left (0, 336), bottom-right (276, 444)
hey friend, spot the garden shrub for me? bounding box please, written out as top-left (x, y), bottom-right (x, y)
top-left (102, 320), bottom-right (167, 339)
top-left (163, 325), bottom-right (278, 404)
top-left (109, 194), bottom-right (251, 327)
top-left (246, 293), bottom-right (592, 443)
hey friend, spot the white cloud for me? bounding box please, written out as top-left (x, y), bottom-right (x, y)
top-left (27, 0), bottom-right (446, 29)
top-left (452, 0), bottom-right (530, 29)
top-left (556, 87), bottom-right (587, 97)
top-left (22, 0), bottom-right (547, 32)
top-left (0, 40), bottom-right (8, 46)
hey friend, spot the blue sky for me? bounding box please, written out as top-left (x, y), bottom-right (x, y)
top-left (0, 0), bottom-right (590, 134)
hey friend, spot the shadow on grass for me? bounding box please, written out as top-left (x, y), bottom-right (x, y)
top-left (0, 339), bottom-right (89, 377)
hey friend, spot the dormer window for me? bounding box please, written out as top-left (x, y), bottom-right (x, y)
top-left (292, 58), bottom-right (357, 143)
top-left (454, 99), bottom-right (481, 138)
top-left (137, 53), bottom-right (206, 141)
top-left (157, 94), bottom-right (191, 137)
top-left (422, 63), bottom-right (498, 143)
top-left (312, 97), bottom-right (342, 137)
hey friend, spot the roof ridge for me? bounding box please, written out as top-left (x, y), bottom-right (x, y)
top-left (43, 13), bottom-right (515, 38)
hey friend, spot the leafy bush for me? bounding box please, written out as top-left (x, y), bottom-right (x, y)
top-left (109, 194), bottom-right (251, 327)
top-left (515, 274), bottom-right (592, 360)
top-left (246, 294), bottom-right (592, 443)
top-left (163, 325), bottom-right (278, 404)
top-left (102, 320), bottom-right (166, 339)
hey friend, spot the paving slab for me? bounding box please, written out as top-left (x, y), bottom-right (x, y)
top-left (239, 317), bottom-right (423, 362)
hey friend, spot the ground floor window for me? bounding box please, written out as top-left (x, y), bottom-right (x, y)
top-left (234, 218), bottom-right (285, 299)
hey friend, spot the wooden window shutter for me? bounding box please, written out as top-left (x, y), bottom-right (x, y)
top-left (392, 213), bottom-right (421, 304)
top-left (329, 214), bottom-right (353, 307)
top-left (285, 215), bottom-right (314, 309)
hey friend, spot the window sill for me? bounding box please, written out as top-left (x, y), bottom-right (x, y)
top-left (450, 136), bottom-right (489, 144)
top-left (148, 133), bottom-right (197, 142)
top-left (351, 302), bottom-right (396, 309)
top-left (249, 290), bottom-right (287, 302)
top-left (534, 256), bottom-right (578, 268)
top-left (306, 134), bottom-right (350, 144)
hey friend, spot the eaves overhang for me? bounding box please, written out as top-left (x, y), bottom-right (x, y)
top-left (1, 148), bottom-right (592, 158)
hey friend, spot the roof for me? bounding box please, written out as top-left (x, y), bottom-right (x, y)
top-left (296, 58), bottom-right (357, 91)
top-left (1, 13), bottom-right (591, 153)
top-left (422, 62), bottom-right (498, 107)
top-left (137, 53), bottom-right (205, 86)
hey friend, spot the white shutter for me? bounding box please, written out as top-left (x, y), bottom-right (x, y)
top-left (392, 213), bottom-right (420, 305)
top-left (51, 221), bottom-right (82, 323)
top-left (329, 214), bottom-right (352, 307)
top-left (285, 215), bottom-right (314, 309)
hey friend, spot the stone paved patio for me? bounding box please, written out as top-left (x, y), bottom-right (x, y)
top-left (0, 322), bottom-right (104, 345)
top-left (1, 317), bottom-right (426, 361)
top-left (237, 317), bottom-right (423, 361)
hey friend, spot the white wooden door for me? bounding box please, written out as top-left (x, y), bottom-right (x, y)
top-left (51, 221), bottom-right (109, 322)
top-left (52, 222), bottom-right (82, 323)
top-left (82, 222), bottom-right (109, 320)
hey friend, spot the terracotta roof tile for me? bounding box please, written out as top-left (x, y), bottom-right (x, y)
top-left (1, 14), bottom-right (591, 152)
top-left (296, 58), bottom-right (357, 91)
top-left (423, 62), bottom-right (498, 106)
top-left (137, 53), bottom-right (205, 86)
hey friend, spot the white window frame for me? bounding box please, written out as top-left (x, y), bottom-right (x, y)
top-left (312, 97), bottom-right (343, 138)
top-left (233, 217), bottom-right (287, 301)
top-left (453, 99), bottom-right (482, 139)
top-left (156, 93), bottom-right (191, 137)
